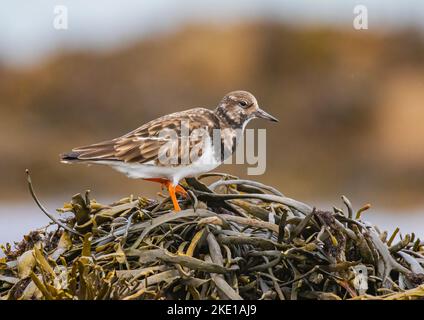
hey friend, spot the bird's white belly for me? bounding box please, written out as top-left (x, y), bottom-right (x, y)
top-left (98, 141), bottom-right (220, 184)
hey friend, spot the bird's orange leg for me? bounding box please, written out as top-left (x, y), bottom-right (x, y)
top-left (143, 178), bottom-right (188, 211)
top-left (166, 182), bottom-right (181, 211)
top-left (174, 184), bottom-right (188, 198)
top-left (144, 178), bottom-right (169, 185)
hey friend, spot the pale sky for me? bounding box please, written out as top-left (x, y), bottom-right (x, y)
top-left (1, 0), bottom-right (423, 66)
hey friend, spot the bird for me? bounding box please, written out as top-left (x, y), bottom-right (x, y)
top-left (61, 90), bottom-right (278, 211)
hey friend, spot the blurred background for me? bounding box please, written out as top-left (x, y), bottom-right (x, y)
top-left (1, 0), bottom-right (424, 243)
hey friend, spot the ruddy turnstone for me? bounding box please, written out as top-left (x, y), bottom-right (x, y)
top-left (61, 90), bottom-right (278, 211)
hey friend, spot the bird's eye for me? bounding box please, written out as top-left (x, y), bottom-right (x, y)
top-left (238, 101), bottom-right (247, 107)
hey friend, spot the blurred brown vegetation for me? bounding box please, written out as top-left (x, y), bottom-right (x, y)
top-left (1, 23), bottom-right (424, 207)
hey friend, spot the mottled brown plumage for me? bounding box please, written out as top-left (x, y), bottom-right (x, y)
top-left (63, 108), bottom-right (217, 166)
top-left (61, 91), bottom-right (278, 167)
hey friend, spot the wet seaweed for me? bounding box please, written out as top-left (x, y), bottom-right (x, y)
top-left (1, 171), bottom-right (423, 300)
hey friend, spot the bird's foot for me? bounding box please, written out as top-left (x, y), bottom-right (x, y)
top-left (143, 178), bottom-right (188, 211)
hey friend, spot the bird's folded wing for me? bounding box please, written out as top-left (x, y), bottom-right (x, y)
top-left (67, 108), bottom-right (216, 165)
top-left (69, 135), bottom-right (172, 164)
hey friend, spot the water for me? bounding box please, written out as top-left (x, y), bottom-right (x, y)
top-left (0, 202), bottom-right (62, 245)
top-left (0, 202), bottom-right (423, 246)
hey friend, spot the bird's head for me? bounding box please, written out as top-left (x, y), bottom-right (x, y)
top-left (215, 90), bottom-right (278, 128)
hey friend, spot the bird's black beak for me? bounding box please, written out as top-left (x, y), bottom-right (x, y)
top-left (255, 108), bottom-right (279, 122)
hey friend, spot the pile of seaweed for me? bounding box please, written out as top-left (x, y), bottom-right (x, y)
top-left (1, 171), bottom-right (424, 300)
